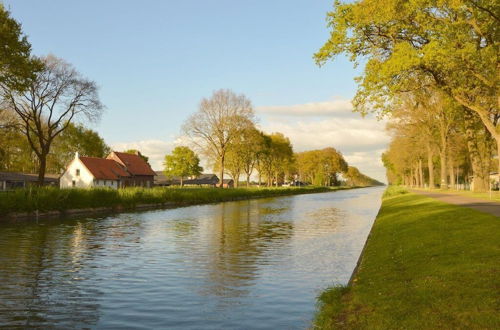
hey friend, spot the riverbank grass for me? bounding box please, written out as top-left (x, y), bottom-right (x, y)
top-left (0, 185), bottom-right (351, 216)
top-left (315, 186), bottom-right (500, 329)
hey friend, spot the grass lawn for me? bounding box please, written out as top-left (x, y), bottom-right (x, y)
top-left (314, 187), bottom-right (500, 329)
top-left (421, 188), bottom-right (500, 202)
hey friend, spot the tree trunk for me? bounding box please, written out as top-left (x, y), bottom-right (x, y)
top-left (449, 161), bottom-right (455, 190)
top-left (439, 149), bottom-right (447, 189)
top-left (219, 154), bottom-right (224, 189)
top-left (464, 111), bottom-right (490, 192)
top-left (427, 144), bottom-right (434, 189)
top-left (418, 159), bottom-right (423, 188)
top-left (246, 174), bottom-right (251, 187)
top-left (37, 151), bottom-right (48, 185)
top-left (234, 173), bottom-right (239, 188)
top-left (497, 139), bottom-right (500, 180)
top-left (180, 177), bottom-right (184, 187)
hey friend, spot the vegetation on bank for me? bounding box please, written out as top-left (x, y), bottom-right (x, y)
top-left (414, 188), bottom-right (500, 202)
top-left (0, 185), bottom-right (357, 216)
top-left (314, 186), bottom-right (500, 329)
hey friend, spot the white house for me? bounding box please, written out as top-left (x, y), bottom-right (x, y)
top-left (60, 152), bottom-right (130, 189)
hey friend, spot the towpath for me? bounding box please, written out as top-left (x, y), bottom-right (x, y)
top-left (412, 190), bottom-right (500, 217)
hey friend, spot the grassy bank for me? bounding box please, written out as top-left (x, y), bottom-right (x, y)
top-left (314, 186), bottom-right (500, 329)
top-left (417, 188), bottom-right (500, 202)
top-left (0, 185), bottom-right (353, 216)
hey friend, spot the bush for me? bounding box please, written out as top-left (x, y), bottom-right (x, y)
top-left (0, 186), bottom-right (333, 216)
top-left (382, 185), bottom-right (408, 198)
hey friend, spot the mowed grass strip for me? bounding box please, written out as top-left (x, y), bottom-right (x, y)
top-left (315, 187), bottom-right (500, 329)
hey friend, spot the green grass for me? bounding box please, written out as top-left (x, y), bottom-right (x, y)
top-left (423, 188), bottom-right (500, 202)
top-left (0, 185), bottom-right (351, 216)
top-left (314, 186), bottom-right (500, 329)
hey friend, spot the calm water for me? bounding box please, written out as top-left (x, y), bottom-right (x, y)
top-left (0, 187), bottom-right (383, 329)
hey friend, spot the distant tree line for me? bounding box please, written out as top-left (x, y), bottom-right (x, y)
top-left (177, 89), bottom-right (380, 187)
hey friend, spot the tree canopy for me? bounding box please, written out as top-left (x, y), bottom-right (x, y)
top-left (315, 0), bottom-right (499, 172)
top-left (163, 146), bottom-right (203, 187)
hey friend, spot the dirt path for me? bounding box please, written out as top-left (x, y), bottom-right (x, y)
top-left (412, 190), bottom-right (500, 217)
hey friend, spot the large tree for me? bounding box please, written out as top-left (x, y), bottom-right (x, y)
top-left (1, 55), bottom-right (103, 183)
top-left (183, 89), bottom-right (255, 187)
top-left (315, 0), bottom-right (499, 173)
top-left (222, 127), bottom-right (263, 187)
top-left (163, 146), bottom-right (203, 187)
top-left (0, 4), bottom-right (41, 92)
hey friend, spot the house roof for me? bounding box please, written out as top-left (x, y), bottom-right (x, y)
top-left (79, 157), bottom-right (130, 180)
top-left (185, 174), bottom-right (219, 185)
top-left (153, 172), bottom-right (219, 185)
top-left (110, 152), bottom-right (156, 176)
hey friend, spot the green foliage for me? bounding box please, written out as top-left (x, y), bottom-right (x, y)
top-left (0, 4), bottom-right (42, 91)
top-left (314, 191), bottom-right (500, 328)
top-left (0, 186), bottom-right (334, 216)
top-left (316, 0), bottom-right (500, 177)
top-left (296, 147), bottom-right (348, 186)
top-left (257, 132), bottom-right (294, 185)
top-left (382, 185), bottom-right (408, 198)
top-left (163, 146), bottom-right (203, 184)
top-left (49, 123), bottom-right (111, 172)
top-left (344, 166), bottom-right (384, 187)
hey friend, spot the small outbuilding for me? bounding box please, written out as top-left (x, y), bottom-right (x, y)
top-left (217, 178), bottom-right (234, 188)
top-left (0, 172), bottom-right (59, 191)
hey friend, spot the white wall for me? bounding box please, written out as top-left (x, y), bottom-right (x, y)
top-left (60, 158), bottom-right (95, 188)
top-left (93, 179), bottom-right (119, 189)
top-left (60, 157), bottom-right (120, 189)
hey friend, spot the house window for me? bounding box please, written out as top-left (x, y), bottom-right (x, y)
top-left (76, 169), bottom-right (80, 176)
top-left (72, 180), bottom-right (76, 187)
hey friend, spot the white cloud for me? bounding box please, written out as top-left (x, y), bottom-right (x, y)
top-left (111, 139), bottom-right (177, 171)
top-left (256, 97), bottom-right (354, 117)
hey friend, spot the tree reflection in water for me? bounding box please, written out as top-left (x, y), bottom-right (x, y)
top-left (170, 199), bottom-right (294, 300)
top-left (0, 219), bottom-right (103, 327)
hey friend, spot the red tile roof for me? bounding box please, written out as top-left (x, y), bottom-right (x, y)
top-left (109, 152), bottom-right (156, 176)
top-left (79, 157), bottom-right (130, 180)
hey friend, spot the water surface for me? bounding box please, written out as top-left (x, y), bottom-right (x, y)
top-left (0, 187), bottom-right (383, 329)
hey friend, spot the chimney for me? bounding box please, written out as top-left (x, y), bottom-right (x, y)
top-left (75, 151), bottom-right (79, 159)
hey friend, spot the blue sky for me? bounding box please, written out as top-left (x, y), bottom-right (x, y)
top-left (4, 0), bottom-right (388, 181)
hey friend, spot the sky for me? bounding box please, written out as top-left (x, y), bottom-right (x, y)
top-left (4, 0), bottom-right (389, 182)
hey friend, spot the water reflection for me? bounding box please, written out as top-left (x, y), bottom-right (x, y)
top-left (0, 219), bottom-right (102, 328)
top-left (0, 187), bottom-right (384, 329)
top-left (170, 200), bottom-right (294, 299)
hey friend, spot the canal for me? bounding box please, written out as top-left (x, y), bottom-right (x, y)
top-left (0, 187), bottom-right (384, 329)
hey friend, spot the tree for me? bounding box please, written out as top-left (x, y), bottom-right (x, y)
top-left (1, 55), bottom-right (104, 184)
top-left (259, 133), bottom-right (294, 186)
top-left (163, 146), bottom-right (203, 187)
top-left (223, 127), bottom-right (263, 187)
top-left (296, 147), bottom-right (348, 186)
top-left (183, 89), bottom-right (255, 188)
top-left (48, 123), bottom-right (111, 173)
top-left (125, 149), bottom-right (149, 163)
top-left (345, 166), bottom-right (383, 187)
top-left (315, 0), bottom-right (499, 174)
top-left (0, 4), bottom-right (42, 92)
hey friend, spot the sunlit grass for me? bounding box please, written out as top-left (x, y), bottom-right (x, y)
top-left (0, 185), bottom-right (343, 215)
top-left (314, 186), bottom-right (500, 329)
top-left (426, 188), bottom-right (500, 202)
